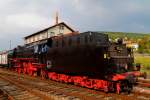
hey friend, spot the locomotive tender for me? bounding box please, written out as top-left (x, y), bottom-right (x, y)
top-left (1, 31), bottom-right (141, 94)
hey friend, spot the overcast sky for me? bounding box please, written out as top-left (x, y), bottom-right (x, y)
top-left (0, 0), bottom-right (150, 51)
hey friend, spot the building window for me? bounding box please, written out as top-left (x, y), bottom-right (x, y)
top-left (42, 34), bottom-right (45, 39)
top-left (59, 25), bottom-right (64, 30)
top-left (59, 25), bottom-right (64, 34)
top-left (29, 38), bottom-right (31, 43)
top-left (51, 32), bottom-right (55, 37)
top-left (27, 39), bottom-right (29, 43)
top-left (31, 38), bottom-right (33, 42)
top-left (40, 34), bottom-right (43, 40)
top-left (33, 37), bottom-right (35, 42)
top-left (37, 36), bottom-right (40, 41)
top-left (35, 36), bottom-right (37, 41)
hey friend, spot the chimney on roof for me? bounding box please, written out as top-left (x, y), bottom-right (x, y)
top-left (56, 11), bottom-right (58, 25)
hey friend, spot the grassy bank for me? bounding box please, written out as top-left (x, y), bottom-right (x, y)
top-left (134, 54), bottom-right (150, 75)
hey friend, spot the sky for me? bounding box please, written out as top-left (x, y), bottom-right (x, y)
top-left (0, 0), bottom-right (150, 51)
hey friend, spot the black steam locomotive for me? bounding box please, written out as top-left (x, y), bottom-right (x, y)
top-left (7, 31), bottom-right (140, 93)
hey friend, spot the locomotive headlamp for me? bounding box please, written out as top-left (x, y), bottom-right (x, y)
top-left (115, 46), bottom-right (123, 52)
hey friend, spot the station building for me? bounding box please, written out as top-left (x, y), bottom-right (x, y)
top-left (24, 22), bottom-right (75, 46)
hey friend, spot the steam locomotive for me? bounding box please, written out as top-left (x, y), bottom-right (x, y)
top-left (3, 31), bottom-right (142, 94)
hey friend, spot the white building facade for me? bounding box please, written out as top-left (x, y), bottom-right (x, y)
top-left (24, 22), bottom-right (75, 45)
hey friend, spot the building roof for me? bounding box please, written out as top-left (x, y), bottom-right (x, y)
top-left (24, 22), bottom-right (75, 39)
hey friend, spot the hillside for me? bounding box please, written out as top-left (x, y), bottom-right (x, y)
top-left (101, 31), bottom-right (150, 54)
top-left (103, 32), bottom-right (147, 40)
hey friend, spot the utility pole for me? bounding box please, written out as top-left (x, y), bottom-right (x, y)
top-left (9, 40), bottom-right (11, 50)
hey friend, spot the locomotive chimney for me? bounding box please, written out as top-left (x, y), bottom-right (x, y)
top-left (55, 11), bottom-right (58, 25)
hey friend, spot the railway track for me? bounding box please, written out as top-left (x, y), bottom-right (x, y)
top-left (138, 78), bottom-right (150, 83)
top-left (134, 78), bottom-right (150, 89)
top-left (0, 68), bottom-right (150, 100)
top-left (0, 79), bottom-right (43, 100)
top-left (136, 82), bottom-right (150, 88)
top-left (0, 89), bottom-right (10, 100)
